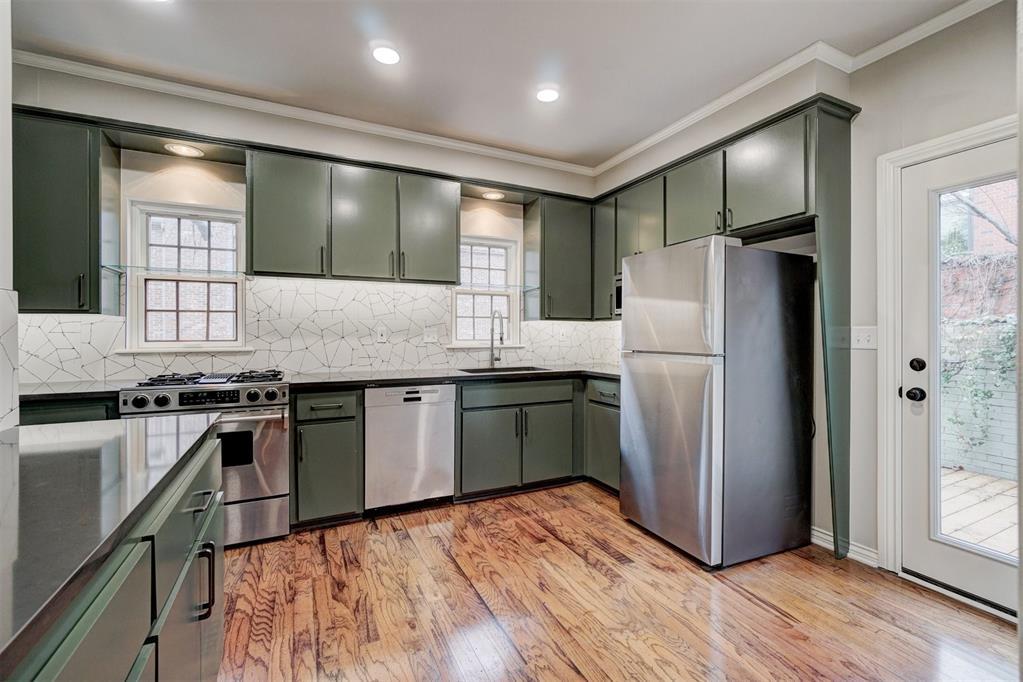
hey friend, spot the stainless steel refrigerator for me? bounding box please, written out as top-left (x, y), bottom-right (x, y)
top-left (620, 235), bottom-right (814, 567)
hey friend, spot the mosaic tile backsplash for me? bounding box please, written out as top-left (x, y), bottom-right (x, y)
top-left (0, 289), bottom-right (18, 428)
top-left (19, 277), bottom-right (622, 383)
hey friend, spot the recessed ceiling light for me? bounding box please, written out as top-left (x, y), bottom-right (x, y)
top-left (482, 191), bottom-right (505, 201)
top-left (372, 46), bottom-right (400, 65)
top-left (164, 143), bottom-right (204, 158)
top-left (536, 87), bottom-right (559, 103)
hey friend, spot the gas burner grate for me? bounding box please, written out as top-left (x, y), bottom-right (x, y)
top-left (229, 369), bottom-right (285, 384)
top-left (136, 372), bottom-right (204, 387)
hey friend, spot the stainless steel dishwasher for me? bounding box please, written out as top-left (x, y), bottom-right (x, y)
top-left (364, 384), bottom-right (456, 509)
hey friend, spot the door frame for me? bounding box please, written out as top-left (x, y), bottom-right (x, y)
top-left (875, 115), bottom-right (1018, 589)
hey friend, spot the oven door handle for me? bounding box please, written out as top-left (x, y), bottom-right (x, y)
top-left (216, 411), bottom-right (288, 424)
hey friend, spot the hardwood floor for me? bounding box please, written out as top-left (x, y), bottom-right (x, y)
top-left (220, 483), bottom-right (1018, 681)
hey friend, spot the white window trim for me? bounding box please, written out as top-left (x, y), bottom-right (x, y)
top-left (123, 200), bottom-right (251, 353)
top-left (448, 236), bottom-right (522, 349)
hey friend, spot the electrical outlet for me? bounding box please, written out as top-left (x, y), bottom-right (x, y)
top-left (375, 323), bottom-right (389, 343)
top-left (423, 326), bottom-right (438, 343)
top-left (558, 328), bottom-right (568, 342)
top-left (851, 326), bottom-right (877, 349)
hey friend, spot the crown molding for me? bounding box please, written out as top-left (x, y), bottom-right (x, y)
top-left (12, 50), bottom-right (596, 178)
top-left (13, 0), bottom-right (1002, 183)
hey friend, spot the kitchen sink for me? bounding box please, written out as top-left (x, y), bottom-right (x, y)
top-left (459, 366), bottom-right (548, 374)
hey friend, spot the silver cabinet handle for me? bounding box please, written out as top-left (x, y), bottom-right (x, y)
top-left (598, 390), bottom-right (618, 400)
top-left (726, 208), bottom-right (733, 229)
top-left (77, 273), bottom-right (85, 308)
top-left (546, 293), bottom-right (552, 317)
top-left (310, 402), bottom-right (344, 410)
top-left (514, 411), bottom-right (520, 438)
top-left (715, 211), bottom-right (722, 230)
top-left (298, 428), bottom-right (305, 462)
top-left (182, 489), bottom-right (215, 515)
top-left (609, 292), bottom-right (613, 317)
top-left (523, 409), bottom-right (529, 437)
top-left (389, 251), bottom-right (395, 277)
top-left (319, 245), bottom-right (326, 273)
top-left (400, 251), bottom-right (407, 278)
top-left (197, 540), bottom-right (216, 621)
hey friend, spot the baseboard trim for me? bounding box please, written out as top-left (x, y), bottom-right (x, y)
top-left (810, 526), bottom-right (880, 567)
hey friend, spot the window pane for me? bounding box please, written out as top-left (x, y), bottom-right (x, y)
top-left (473, 318), bottom-right (489, 340)
top-left (178, 282), bottom-right (208, 310)
top-left (490, 247), bottom-right (506, 270)
top-left (209, 312), bottom-right (236, 341)
top-left (473, 295), bottom-right (491, 317)
top-left (456, 318), bottom-right (474, 341)
top-left (210, 222), bottom-right (237, 249)
top-left (460, 244), bottom-right (472, 265)
top-left (489, 269), bottom-right (506, 287)
top-left (180, 219), bottom-right (210, 247)
top-left (210, 249), bottom-right (235, 273)
top-left (472, 245), bottom-right (489, 268)
top-left (146, 311), bottom-right (177, 341)
top-left (178, 312), bottom-right (207, 341)
top-left (148, 216), bottom-right (178, 246)
top-left (148, 246), bottom-right (178, 270)
top-left (456, 294), bottom-right (474, 316)
top-left (209, 282), bottom-right (236, 311)
top-left (471, 268), bottom-right (488, 286)
top-left (492, 295), bottom-right (509, 316)
top-left (145, 280), bottom-right (176, 310)
top-left (460, 267), bottom-right (471, 285)
top-left (179, 248), bottom-right (209, 271)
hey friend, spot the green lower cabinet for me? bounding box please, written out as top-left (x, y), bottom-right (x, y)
top-left (125, 642), bottom-right (157, 682)
top-left (157, 547), bottom-right (202, 682)
top-left (198, 498), bottom-right (225, 681)
top-left (19, 396), bottom-right (118, 425)
top-left (521, 403), bottom-right (573, 484)
top-left (296, 420), bottom-right (361, 521)
top-left (585, 401), bottom-right (620, 490)
top-left (461, 407), bottom-right (521, 494)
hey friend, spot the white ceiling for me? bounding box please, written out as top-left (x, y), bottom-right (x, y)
top-left (13, 0), bottom-right (967, 167)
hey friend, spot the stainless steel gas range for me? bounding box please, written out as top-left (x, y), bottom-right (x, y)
top-left (120, 370), bottom-right (290, 546)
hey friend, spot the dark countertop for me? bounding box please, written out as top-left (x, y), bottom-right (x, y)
top-left (19, 365), bottom-right (621, 400)
top-left (0, 413), bottom-right (219, 677)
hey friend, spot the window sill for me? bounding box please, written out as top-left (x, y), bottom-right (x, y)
top-left (116, 346), bottom-right (256, 355)
top-left (445, 343), bottom-right (526, 351)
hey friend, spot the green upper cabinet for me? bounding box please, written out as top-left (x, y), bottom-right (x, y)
top-left (248, 150), bottom-right (329, 276)
top-left (397, 174), bottom-right (460, 283)
top-left (542, 198), bottom-right (592, 320)
top-left (13, 116), bottom-right (100, 312)
top-left (724, 113), bottom-right (808, 232)
top-left (616, 176), bottom-right (663, 273)
top-left (330, 164), bottom-right (397, 279)
top-left (592, 197), bottom-right (616, 320)
top-left (665, 150), bottom-right (724, 245)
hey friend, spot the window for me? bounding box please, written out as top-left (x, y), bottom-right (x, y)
top-left (127, 203), bottom-right (246, 351)
top-left (452, 238), bottom-right (519, 346)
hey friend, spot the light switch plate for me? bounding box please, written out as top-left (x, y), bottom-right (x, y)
top-left (851, 326), bottom-right (877, 349)
top-left (423, 326), bottom-right (438, 343)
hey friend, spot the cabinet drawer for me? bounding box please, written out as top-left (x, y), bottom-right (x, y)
top-left (36, 542), bottom-right (152, 682)
top-left (295, 391), bottom-right (359, 421)
top-left (586, 379), bottom-right (621, 407)
top-left (138, 439), bottom-right (222, 615)
top-left (461, 380), bottom-right (573, 409)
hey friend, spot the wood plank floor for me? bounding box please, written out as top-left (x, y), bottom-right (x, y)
top-left (219, 483), bottom-right (1018, 681)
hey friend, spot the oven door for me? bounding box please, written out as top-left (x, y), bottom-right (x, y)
top-left (214, 407), bottom-right (289, 503)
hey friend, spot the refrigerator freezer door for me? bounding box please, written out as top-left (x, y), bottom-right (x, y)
top-left (619, 351), bottom-right (723, 565)
top-left (621, 235), bottom-right (730, 355)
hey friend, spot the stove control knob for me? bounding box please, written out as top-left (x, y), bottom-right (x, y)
top-left (246, 389), bottom-right (262, 403)
top-left (263, 387), bottom-right (280, 402)
top-left (130, 394), bottom-right (150, 410)
top-left (153, 393), bottom-right (171, 408)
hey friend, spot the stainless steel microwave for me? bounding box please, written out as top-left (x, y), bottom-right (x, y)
top-left (614, 274), bottom-right (623, 317)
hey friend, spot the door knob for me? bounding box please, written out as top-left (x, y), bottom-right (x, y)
top-left (905, 387), bottom-right (927, 402)
top-left (909, 358), bottom-right (927, 371)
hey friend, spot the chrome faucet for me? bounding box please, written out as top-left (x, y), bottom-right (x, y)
top-left (489, 310), bottom-right (505, 368)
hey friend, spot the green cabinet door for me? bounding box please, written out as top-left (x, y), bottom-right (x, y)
top-left (585, 402), bottom-right (620, 490)
top-left (542, 198), bottom-right (592, 320)
top-left (725, 113), bottom-right (807, 231)
top-left (248, 151), bottom-right (329, 276)
top-left (331, 164), bottom-right (398, 279)
top-left (398, 174), bottom-right (460, 283)
top-left (157, 548), bottom-right (202, 682)
top-left (616, 176), bottom-right (663, 272)
top-left (296, 420), bottom-right (361, 521)
top-left (665, 150), bottom-right (724, 245)
top-left (197, 497), bottom-right (225, 682)
top-left (592, 197), bottom-right (616, 320)
top-left (522, 403), bottom-right (573, 484)
top-left (14, 116), bottom-right (98, 312)
top-left (461, 408), bottom-right (521, 494)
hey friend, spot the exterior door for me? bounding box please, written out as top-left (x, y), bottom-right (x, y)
top-left (901, 137), bottom-right (1018, 613)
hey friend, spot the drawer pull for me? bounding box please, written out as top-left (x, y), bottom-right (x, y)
top-left (598, 391), bottom-right (618, 400)
top-left (310, 402), bottom-right (344, 410)
top-left (182, 489), bottom-right (215, 515)
top-left (197, 541), bottom-right (216, 621)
